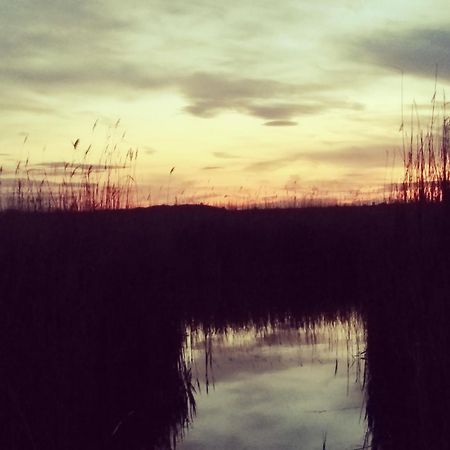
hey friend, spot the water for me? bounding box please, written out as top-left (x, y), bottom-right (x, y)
top-left (177, 315), bottom-right (368, 450)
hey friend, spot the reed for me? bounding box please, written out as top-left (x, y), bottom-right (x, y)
top-left (394, 90), bottom-right (450, 203)
top-left (1, 122), bottom-right (139, 212)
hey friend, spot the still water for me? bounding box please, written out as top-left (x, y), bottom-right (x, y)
top-left (177, 315), bottom-right (368, 450)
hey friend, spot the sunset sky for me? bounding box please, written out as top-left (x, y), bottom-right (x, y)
top-left (2, 0), bottom-right (450, 205)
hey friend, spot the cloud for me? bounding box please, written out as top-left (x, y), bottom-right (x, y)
top-left (319, 145), bottom-right (391, 167)
top-left (1, 0), bottom-right (390, 141)
top-left (0, 1), bottom-right (129, 61)
top-left (2, 53), bottom-right (358, 120)
top-left (142, 146), bottom-right (157, 155)
top-left (245, 145), bottom-right (391, 172)
top-left (0, 91), bottom-right (59, 115)
top-left (179, 73), bottom-right (322, 120)
top-left (348, 28), bottom-right (450, 80)
top-left (247, 103), bottom-right (321, 120)
top-left (181, 72), bottom-right (296, 102)
top-left (29, 161), bottom-right (127, 178)
top-left (0, 0), bottom-right (371, 125)
top-left (0, 2), bottom-right (363, 122)
top-left (0, 1), bottom-right (141, 115)
top-left (245, 153), bottom-right (303, 172)
top-left (213, 151), bottom-right (241, 159)
top-left (264, 120), bottom-right (298, 127)
top-left (179, 73), bottom-right (363, 120)
top-left (202, 166), bottom-right (223, 170)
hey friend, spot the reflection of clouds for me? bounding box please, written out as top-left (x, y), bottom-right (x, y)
top-left (189, 321), bottom-right (365, 383)
top-left (180, 364), bottom-right (364, 450)
top-left (180, 318), bottom-right (366, 450)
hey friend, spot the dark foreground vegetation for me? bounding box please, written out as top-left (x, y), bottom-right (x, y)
top-left (0, 203), bottom-right (449, 449)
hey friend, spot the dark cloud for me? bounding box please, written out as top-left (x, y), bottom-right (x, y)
top-left (181, 72), bottom-right (296, 101)
top-left (179, 73), bottom-right (363, 120)
top-left (349, 28), bottom-right (450, 80)
top-left (247, 103), bottom-right (321, 120)
top-left (185, 99), bottom-right (321, 120)
top-left (264, 120), bottom-right (298, 127)
top-left (0, 63), bottom-right (168, 95)
top-left (180, 73), bottom-right (324, 120)
top-left (202, 166), bottom-right (223, 170)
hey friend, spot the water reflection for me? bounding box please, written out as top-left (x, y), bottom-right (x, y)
top-left (178, 315), bottom-right (367, 450)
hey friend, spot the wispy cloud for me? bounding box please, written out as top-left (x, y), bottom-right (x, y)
top-left (245, 153), bottom-right (303, 172)
top-left (29, 162), bottom-right (127, 178)
top-left (213, 151), bottom-right (241, 159)
top-left (245, 145), bottom-right (391, 172)
top-left (264, 120), bottom-right (298, 127)
top-left (142, 146), bottom-right (157, 155)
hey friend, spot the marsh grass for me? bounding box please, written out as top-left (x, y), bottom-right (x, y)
top-left (393, 89), bottom-right (450, 203)
top-left (1, 122), bottom-right (139, 212)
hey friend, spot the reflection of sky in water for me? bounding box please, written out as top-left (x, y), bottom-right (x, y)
top-left (179, 316), bottom-right (367, 450)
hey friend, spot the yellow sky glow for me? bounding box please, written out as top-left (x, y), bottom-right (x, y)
top-left (1, 0), bottom-right (450, 205)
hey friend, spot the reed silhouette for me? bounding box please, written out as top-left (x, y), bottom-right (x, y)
top-left (0, 123), bottom-right (138, 212)
top-left (0, 202), bottom-right (449, 449)
top-left (393, 90), bottom-right (450, 204)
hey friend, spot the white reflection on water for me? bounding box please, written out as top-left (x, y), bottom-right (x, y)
top-left (178, 315), bottom-right (367, 450)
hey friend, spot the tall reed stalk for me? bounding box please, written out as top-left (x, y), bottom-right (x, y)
top-left (396, 90), bottom-right (449, 203)
top-left (1, 123), bottom-right (139, 212)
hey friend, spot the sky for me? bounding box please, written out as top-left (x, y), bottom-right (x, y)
top-left (1, 0), bottom-right (450, 205)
